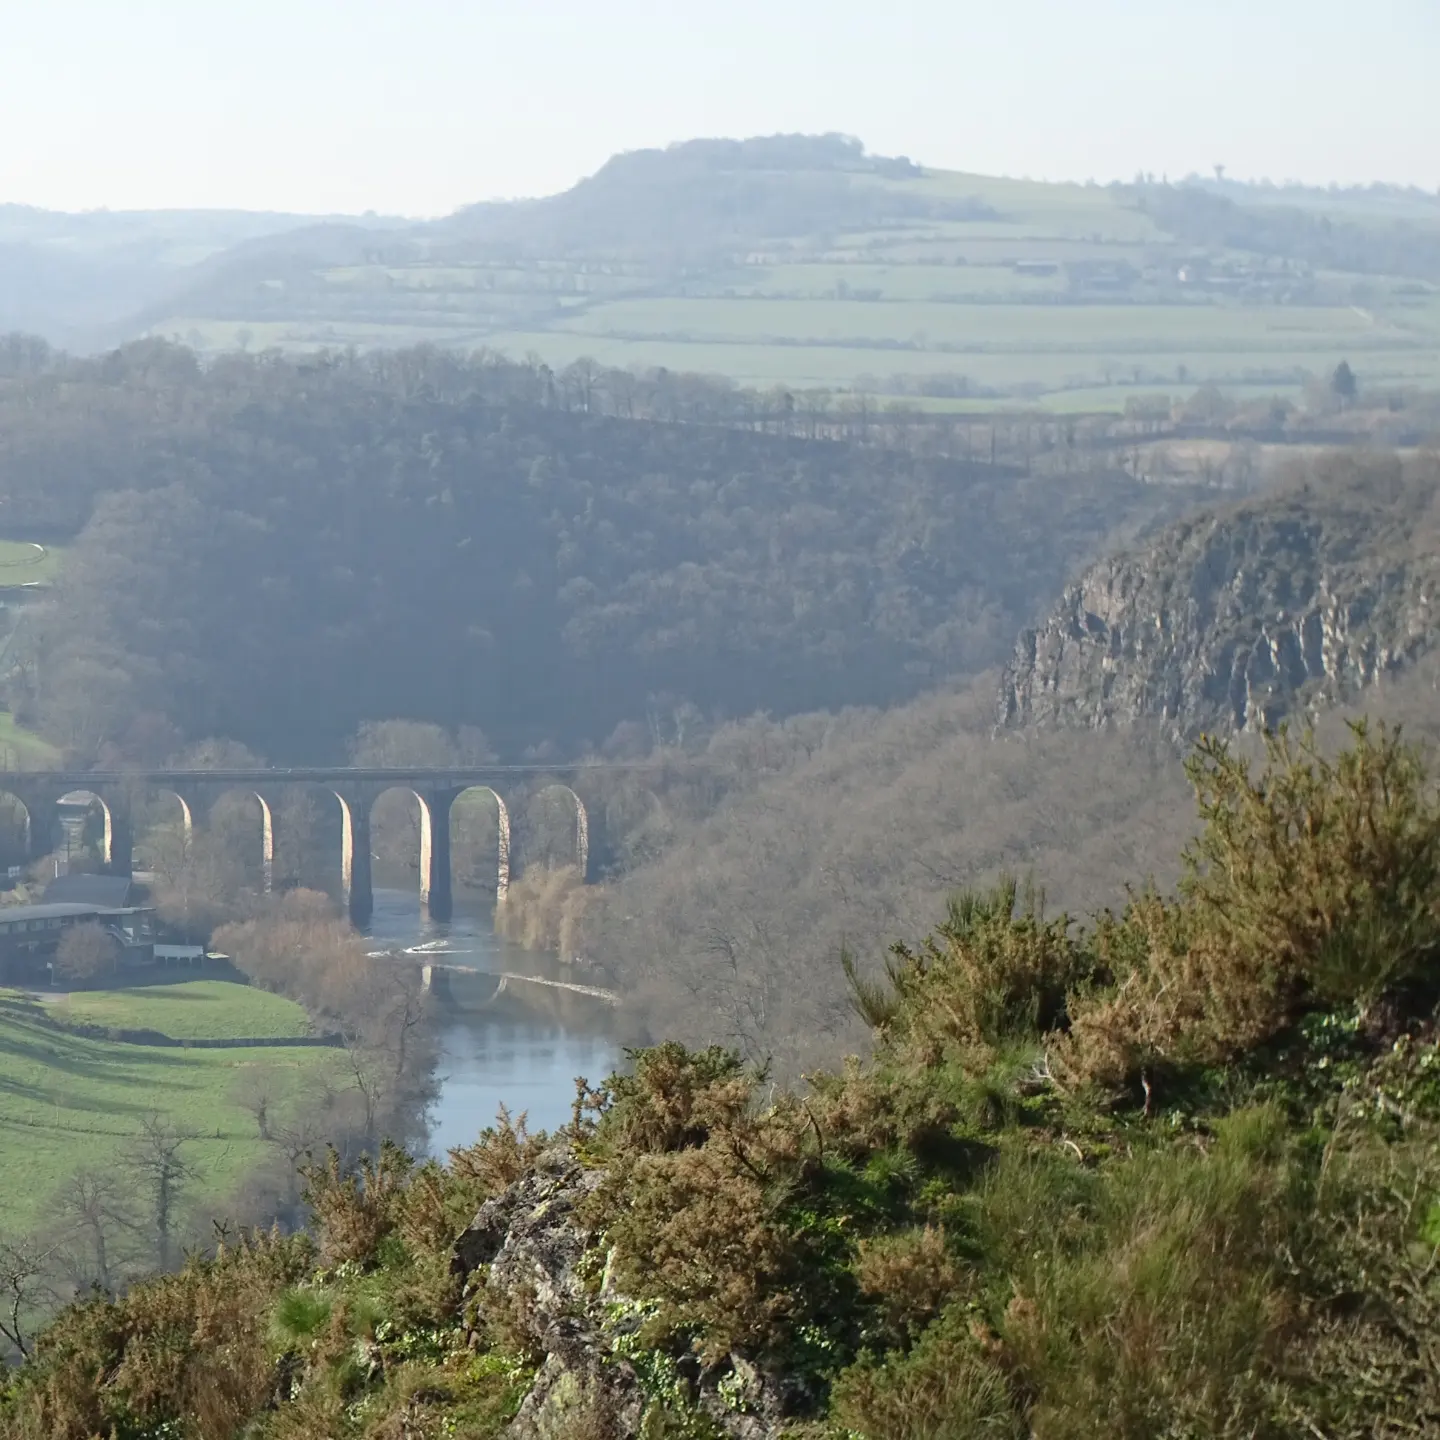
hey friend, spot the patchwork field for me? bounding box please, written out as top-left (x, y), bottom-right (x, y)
top-left (137, 154), bottom-right (1440, 411)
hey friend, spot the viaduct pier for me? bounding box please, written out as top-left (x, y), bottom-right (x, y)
top-left (0, 767), bottom-right (596, 925)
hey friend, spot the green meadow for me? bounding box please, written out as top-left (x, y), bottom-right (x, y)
top-left (0, 988), bottom-right (336, 1236)
top-left (46, 979), bottom-right (314, 1041)
top-left (0, 540), bottom-right (62, 587)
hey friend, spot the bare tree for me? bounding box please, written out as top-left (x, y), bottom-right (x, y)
top-left (371, 965), bottom-right (431, 1084)
top-left (336, 966), bottom-right (435, 1151)
top-left (51, 1167), bottom-right (138, 1294)
top-left (230, 1067), bottom-right (277, 1141)
top-left (147, 828), bottom-right (248, 939)
top-left (126, 1113), bottom-right (196, 1270)
top-left (341, 1037), bottom-right (389, 1147)
top-left (54, 922), bottom-right (120, 985)
top-left (0, 1235), bottom-right (64, 1359)
top-left (270, 1111), bottom-right (328, 1176)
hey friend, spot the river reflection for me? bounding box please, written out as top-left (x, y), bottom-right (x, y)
top-left (364, 886), bottom-right (618, 1155)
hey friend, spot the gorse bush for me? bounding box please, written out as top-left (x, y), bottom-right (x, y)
top-left (2, 718), bottom-right (1439, 1437)
top-left (0, 1229), bottom-right (314, 1440)
top-left (1063, 720), bottom-right (1440, 1093)
top-left (1183, 721), bottom-right (1440, 1009)
top-left (577, 1045), bottom-right (821, 1362)
top-left (861, 875), bottom-right (1086, 1072)
top-left (852, 1226), bottom-right (962, 1346)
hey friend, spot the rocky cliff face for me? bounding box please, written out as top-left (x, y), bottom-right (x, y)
top-left (452, 1144), bottom-right (794, 1439)
top-left (998, 459), bottom-right (1439, 736)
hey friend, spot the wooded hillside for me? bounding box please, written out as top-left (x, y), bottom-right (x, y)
top-left (2, 343), bottom-right (1196, 761)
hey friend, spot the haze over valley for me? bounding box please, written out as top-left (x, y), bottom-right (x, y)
top-left (9, 133), bottom-right (1440, 412)
top-left (0, 6), bottom-right (1439, 1434)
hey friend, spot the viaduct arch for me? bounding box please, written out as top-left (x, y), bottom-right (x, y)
top-left (0, 766), bottom-right (595, 928)
top-left (453, 786), bottom-right (512, 899)
top-left (0, 789), bottom-right (33, 866)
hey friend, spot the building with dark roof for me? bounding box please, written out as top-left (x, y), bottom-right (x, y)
top-left (0, 901), bottom-right (155, 980)
top-left (42, 873), bottom-right (140, 908)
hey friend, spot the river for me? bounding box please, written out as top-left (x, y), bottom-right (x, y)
top-left (363, 885), bottom-right (619, 1156)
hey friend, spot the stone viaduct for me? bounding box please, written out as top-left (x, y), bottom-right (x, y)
top-left (0, 768), bottom-right (595, 926)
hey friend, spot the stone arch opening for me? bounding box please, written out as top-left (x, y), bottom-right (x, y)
top-left (59, 790), bottom-right (125, 872)
top-left (129, 787), bottom-right (198, 876)
top-left (524, 784), bottom-right (589, 880)
top-left (264, 782), bottom-right (340, 896)
top-left (0, 790), bottom-right (32, 871)
top-left (365, 785), bottom-right (436, 890)
top-left (451, 786), bottom-right (512, 898)
top-left (207, 788), bottom-right (277, 893)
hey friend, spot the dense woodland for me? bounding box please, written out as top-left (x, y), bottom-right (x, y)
top-left (569, 643), bottom-right (1440, 1073)
top-left (0, 340), bottom-right (1203, 761)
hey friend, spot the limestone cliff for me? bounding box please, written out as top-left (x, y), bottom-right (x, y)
top-left (998, 456), bottom-right (1439, 735)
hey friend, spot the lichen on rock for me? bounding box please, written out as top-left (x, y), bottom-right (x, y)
top-left (452, 1143), bottom-right (793, 1438)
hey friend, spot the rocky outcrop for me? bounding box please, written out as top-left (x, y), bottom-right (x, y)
top-left (998, 469), bottom-right (1438, 736)
top-left (452, 1144), bottom-right (792, 1439)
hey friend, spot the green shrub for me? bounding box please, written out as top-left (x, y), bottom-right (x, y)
top-left (854, 877), bottom-right (1086, 1078)
top-left (829, 1309), bottom-right (1021, 1440)
top-left (993, 1111), bottom-right (1306, 1440)
top-left (302, 1141), bottom-right (413, 1269)
top-left (1062, 721), bottom-right (1440, 1093)
top-left (270, 1287), bottom-right (333, 1348)
top-left (853, 1226), bottom-right (964, 1345)
top-left (1185, 722), bottom-right (1440, 1008)
top-left (2, 1230), bottom-right (311, 1440)
top-left (579, 1045), bottom-right (818, 1362)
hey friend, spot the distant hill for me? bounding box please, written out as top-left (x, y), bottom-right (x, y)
top-left (0, 204), bottom-right (406, 349)
top-left (435, 133), bottom-right (976, 259)
top-left (9, 135), bottom-right (1440, 409)
top-left (997, 451), bottom-right (1440, 736)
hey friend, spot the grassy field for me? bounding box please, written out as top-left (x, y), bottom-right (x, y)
top-left (189, 282), bottom-right (1437, 406)
top-left (45, 978), bottom-right (313, 1040)
top-left (0, 540), bottom-right (62, 587)
top-left (551, 296), bottom-right (1390, 349)
top-left (478, 329), bottom-right (1440, 396)
top-left (143, 158), bottom-right (1440, 412)
top-left (0, 991), bottom-right (339, 1236)
top-left (0, 712), bottom-right (61, 769)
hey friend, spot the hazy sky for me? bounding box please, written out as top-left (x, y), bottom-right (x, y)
top-left (3, 0), bottom-right (1435, 215)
